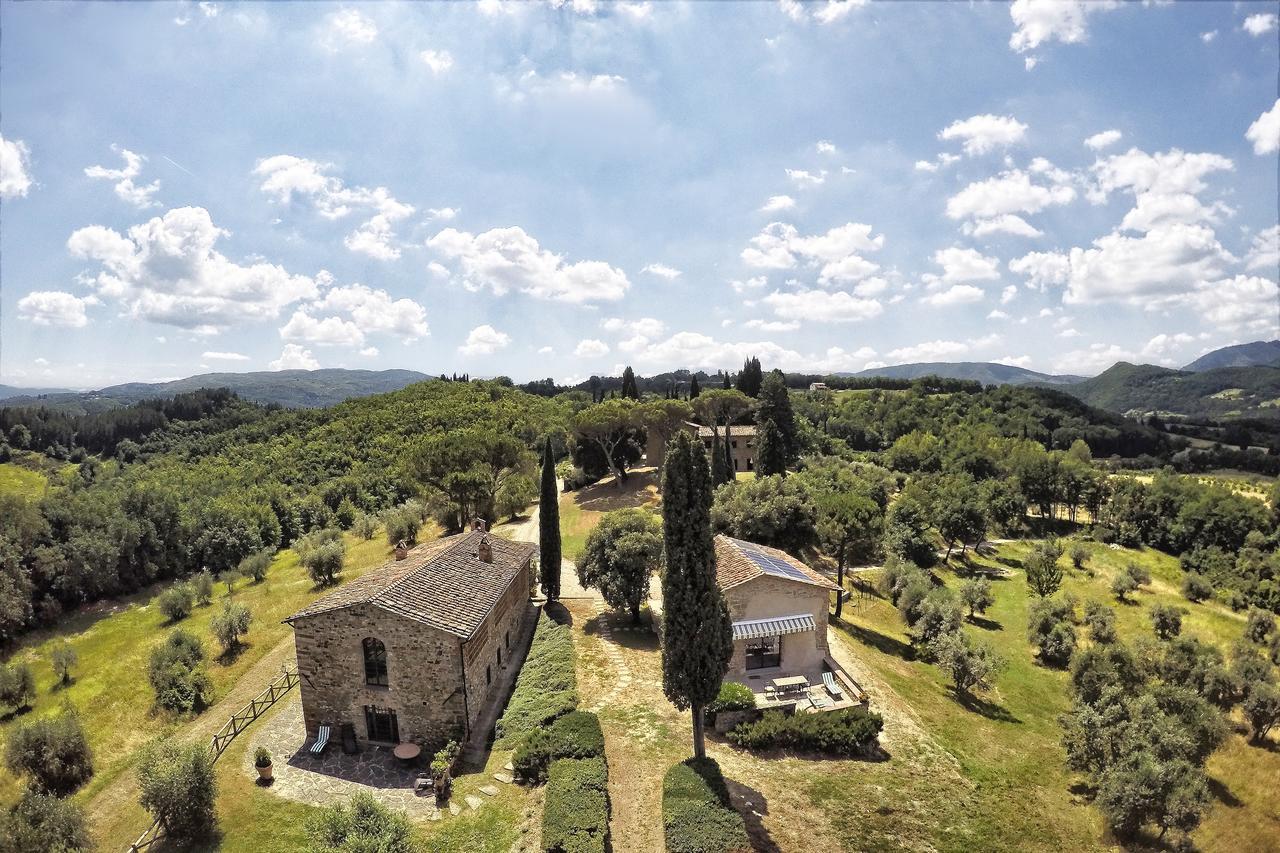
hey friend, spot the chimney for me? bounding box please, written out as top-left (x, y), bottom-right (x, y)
top-left (472, 518), bottom-right (488, 532)
top-left (477, 536), bottom-right (493, 564)
top-left (394, 540), bottom-right (409, 561)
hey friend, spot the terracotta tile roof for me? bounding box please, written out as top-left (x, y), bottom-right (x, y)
top-left (691, 421), bottom-right (757, 438)
top-left (285, 531), bottom-right (535, 639)
top-left (714, 534), bottom-right (838, 591)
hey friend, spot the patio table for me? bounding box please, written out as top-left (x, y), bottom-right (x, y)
top-left (393, 743), bottom-right (421, 764)
top-left (772, 675), bottom-right (809, 692)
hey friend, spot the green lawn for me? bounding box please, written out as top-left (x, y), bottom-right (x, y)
top-left (0, 460), bottom-right (48, 500)
top-left (559, 470), bottom-right (661, 560)
top-left (822, 539), bottom-right (1273, 852)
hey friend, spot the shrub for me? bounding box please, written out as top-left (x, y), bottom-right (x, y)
top-left (1242, 682), bottom-right (1280, 742)
top-left (662, 758), bottom-right (750, 853)
top-left (1245, 608), bottom-right (1276, 645)
top-left (496, 612), bottom-right (577, 744)
top-left (383, 506), bottom-right (422, 547)
top-left (1069, 543), bottom-right (1090, 571)
top-left (211, 600), bottom-right (252, 655)
top-left (895, 571), bottom-right (933, 625)
top-left (1149, 603), bottom-right (1185, 641)
top-left (960, 577), bottom-right (994, 620)
top-left (514, 710), bottom-right (605, 784)
top-left (1182, 572), bottom-right (1213, 603)
top-left (306, 792), bottom-right (415, 852)
top-left (1084, 600), bottom-right (1118, 645)
top-left (1028, 596), bottom-right (1076, 667)
top-left (562, 466), bottom-right (598, 492)
top-left (148, 630), bottom-right (213, 714)
top-left (136, 738), bottom-right (217, 845)
top-left (2, 787), bottom-right (90, 853)
top-left (909, 588), bottom-right (962, 655)
top-left (0, 662), bottom-right (36, 712)
top-left (297, 529), bottom-right (346, 586)
top-left (192, 571), bottom-right (214, 606)
top-left (934, 632), bottom-right (1004, 697)
top-left (1111, 570), bottom-right (1140, 602)
top-left (352, 513), bottom-right (378, 541)
top-left (727, 707), bottom-right (883, 756)
top-left (254, 747), bottom-right (272, 768)
top-left (49, 643), bottom-right (77, 687)
top-left (238, 549), bottom-right (274, 584)
top-left (430, 740), bottom-right (459, 776)
top-left (708, 681), bottom-right (756, 714)
top-left (542, 756), bottom-right (610, 853)
top-left (157, 583), bottom-right (195, 623)
top-left (4, 710), bottom-right (94, 795)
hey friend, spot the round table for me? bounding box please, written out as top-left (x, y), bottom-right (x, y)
top-left (393, 743), bottom-right (421, 764)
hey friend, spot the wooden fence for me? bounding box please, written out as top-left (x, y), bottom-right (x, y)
top-left (127, 666), bottom-right (299, 852)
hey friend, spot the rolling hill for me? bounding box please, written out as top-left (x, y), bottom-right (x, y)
top-left (850, 361), bottom-right (1085, 386)
top-left (1053, 362), bottom-right (1280, 418)
top-left (0, 383), bottom-right (74, 400)
top-left (0, 368), bottom-right (432, 412)
top-left (1183, 340), bottom-right (1280, 372)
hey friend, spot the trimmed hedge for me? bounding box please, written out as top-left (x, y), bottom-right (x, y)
top-left (541, 757), bottom-right (610, 853)
top-left (497, 611), bottom-right (578, 744)
top-left (662, 758), bottom-right (750, 853)
top-left (513, 710), bottom-right (605, 784)
top-left (727, 708), bottom-right (883, 756)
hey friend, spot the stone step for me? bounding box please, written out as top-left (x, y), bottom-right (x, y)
top-left (480, 784), bottom-right (500, 797)
top-left (494, 772), bottom-right (514, 784)
top-left (465, 795), bottom-right (484, 810)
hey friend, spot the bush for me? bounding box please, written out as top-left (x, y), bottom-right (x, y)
top-left (148, 630), bottom-right (213, 714)
top-left (960, 577), bottom-right (994, 620)
top-left (496, 612), bottom-right (577, 744)
top-left (2, 787), bottom-right (90, 852)
top-left (727, 707), bottom-right (883, 756)
top-left (562, 466), bottom-right (598, 492)
top-left (306, 792), bottom-right (415, 852)
top-left (0, 662), bottom-right (36, 712)
top-left (1242, 682), bottom-right (1280, 742)
top-left (157, 583), bottom-right (195, 623)
top-left (1084, 600), bottom-right (1118, 644)
top-left (662, 758), bottom-right (750, 853)
top-left (513, 710), bottom-right (605, 783)
top-left (211, 600), bottom-right (252, 655)
top-left (1182, 572), bottom-right (1213, 603)
top-left (1111, 566), bottom-right (1144, 602)
top-left (708, 681), bottom-right (756, 714)
top-left (542, 756), bottom-right (610, 853)
top-left (1028, 596), bottom-right (1076, 667)
top-left (4, 710), bottom-right (94, 795)
top-left (430, 740), bottom-right (459, 776)
top-left (934, 632), bottom-right (1004, 697)
top-left (1069, 543), bottom-right (1090, 571)
top-left (193, 570), bottom-right (215, 605)
top-left (352, 513), bottom-right (378, 541)
top-left (238, 549), bottom-right (274, 583)
top-left (297, 528), bottom-right (346, 586)
top-left (1245, 608), bottom-right (1276, 645)
top-left (1150, 603), bottom-right (1185, 640)
top-left (254, 747), bottom-right (272, 768)
top-left (136, 738), bottom-right (217, 845)
top-left (909, 588), bottom-right (962, 655)
top-left (383, 506), bottom-right (422, 547)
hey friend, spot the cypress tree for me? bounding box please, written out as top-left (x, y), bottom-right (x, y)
top-left (621, 366), bottom-right (639, 400)
top-left (756, 369), bottom-right (797, 464)
top-left (721, 370), bottom-right (731, 390)
top-left (660, 431), bottom-right (733, 759)
top-left (539, 437), bottom-right (562, 601)
top-left (735, 357), bottom-right (763, 397)
top-left (756, 417), bottom-right (787, 477)
top-left (689, 375), bottom-right (701, 399)
top-left (710, 430), bottom-right (729, 487)
top-left (723, 423), bottom-right (734, 479)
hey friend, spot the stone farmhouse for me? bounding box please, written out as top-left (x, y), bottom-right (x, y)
top-left (715, 534), bottom-right (838, 675)
top-left (285, 526), bottom-right (535, 753)
top-left (646, 421), bottom-right (757, 473)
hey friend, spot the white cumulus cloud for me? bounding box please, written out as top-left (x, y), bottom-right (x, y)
top-left (574, 338), bottom-right (610, 358)
top-left (420, 49), bottom-right (454, 74)
top-left (1084, 129), bottom-right (1122, 150)
top-left (1242, 13), bottom-right (1278, 36)
top-left (642, 263), bottom-right (682, 280)
top-left (1009, 0), bottom-right (1118, 54)
top-left (85, 145), bottom-right (160, 208)
top-left (760, 195), bottom-right (796, 213)
top-left (762, 288), bottom-right (884, 323)
top-left (459, 324), bottom-right (511, 356)
top-left (741, 221), bottom-right (885, 284)
top-left (0, 135), bottom-right (33, 199)
top-left (1246, 99), bottom-right (1280, 156)
top-left (938, 114), bottom-right (1028, 156)
top-left (17, 291), bottom-right (97, 328)
top-left (270, 344), bottom-right (319, 371)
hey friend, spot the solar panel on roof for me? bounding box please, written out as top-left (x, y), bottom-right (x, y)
top-left (738, 540), bottom-right (812, 583)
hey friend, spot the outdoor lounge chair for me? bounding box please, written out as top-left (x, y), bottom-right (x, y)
top-left (823, 671), bottom-right (845, 701)
top-left (311, 724), bottom-right (331, 756)
top-left (809, 694), bottom-right (831, 709)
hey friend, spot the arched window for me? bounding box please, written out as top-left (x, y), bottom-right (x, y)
top-left (363, 637), bottom-right (388, 686)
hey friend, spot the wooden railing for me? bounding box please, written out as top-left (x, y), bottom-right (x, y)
top-left (127, 666), bottom-right (299, 852)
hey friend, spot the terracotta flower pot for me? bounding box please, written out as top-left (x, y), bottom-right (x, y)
top-left (257, 762), bottom-right (273, 781)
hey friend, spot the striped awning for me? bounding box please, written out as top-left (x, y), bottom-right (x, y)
top-left (731, 614), bottom-right (816, 641)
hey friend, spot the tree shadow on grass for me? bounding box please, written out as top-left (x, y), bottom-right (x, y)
top-left (216, 641), bottom-right (252, 666)
top-left (840, 622), bottom-right (915, 662)
top-left (581, 611), bottom-right (658, 652)
top-left (967, 616), bottom-right (1003, 632)
top-left (544, 600), bottom-right (574, 626)
top-left (50, 677), bottom-right (76, 693)
top-left (954, 691), bottom-right (1021, 724)
top-left (1208, 775), bottom-right (1244, 808)
top-left (724, 779), bottom-right (782, 853)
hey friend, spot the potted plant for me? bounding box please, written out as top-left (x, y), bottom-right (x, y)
top-left (431, 740), bottom-right (459, 802)
top-left (255, 747), bottom-right (273, 781)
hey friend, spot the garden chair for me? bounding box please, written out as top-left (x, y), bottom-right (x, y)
top-left (823, 671), bottom-right (845, 701)
top-left (311, 724), bottom-right (331, 756)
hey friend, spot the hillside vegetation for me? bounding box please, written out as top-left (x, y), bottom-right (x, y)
top-left (1057, 363), bottom-right (1280, 419)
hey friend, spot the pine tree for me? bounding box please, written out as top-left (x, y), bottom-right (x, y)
top-left (755, 417), bottom-right (787, 477)
top-left (689, 375), bottom-right (701, 399)
top-left (660, 431), bottom-right (733, 759)
top-left (539, 437), bottom-right (562, 601)
top-left (710, 430), bottom-right (729, 487)
top-left (756, 369), bottom-right (797, 464)
top-left (621, 366), bottom-right (639, 400)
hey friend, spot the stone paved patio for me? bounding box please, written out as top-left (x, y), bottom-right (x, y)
top-left (249, 696), bottom-right (447, 817)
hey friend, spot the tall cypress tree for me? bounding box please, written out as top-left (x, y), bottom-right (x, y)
top-left (735, 357), bottom-right (763, 398)
top-left (689, 375), bottom-right (701, 399)
top-left (621, 366), bottom-right (639, 400)
top-left (710, 430), bottom-right (729, 487)
top-left (539, 437), bottom-right (562, 601)
top-left (756, 417), bottom-right (787, 477)
top-left (723, 423), bottom-right (734, 478)
top-left (721, 370), bottom-right (731, 390)
top-left (660, 431), bottom-right (733, 759)
top-left (756, 369), bottom-right (797, 464)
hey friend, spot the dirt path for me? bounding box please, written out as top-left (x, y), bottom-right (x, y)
top-left (88, 634), bottom-right (299, 848)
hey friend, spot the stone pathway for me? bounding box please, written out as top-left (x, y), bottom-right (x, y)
top-left (585, 604), bottom-right (636, 714)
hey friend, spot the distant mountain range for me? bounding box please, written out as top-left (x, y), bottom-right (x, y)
top-left (0, 384), bottom-right (75, 400)
top-left (1054, 362), bottom-right (1280, 419)
top-left (846, 361), bottom-right (1085, 386)
top-left (1182, 340), bottom-right (1280, 372)
top-left (0, 369), bottom-right (432, 413)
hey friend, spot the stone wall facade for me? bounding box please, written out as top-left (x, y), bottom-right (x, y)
top-left (291, 558), bottom-right (534, 752)
top-left (721, 575), bottom-right (831, 675)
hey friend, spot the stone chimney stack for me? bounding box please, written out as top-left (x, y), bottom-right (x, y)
top-left (394, 540), bottom-right (409, 561)
top-left (477, 536), bottom-right (493, 564)
top-left (472, 518), bottom-right (488, 532)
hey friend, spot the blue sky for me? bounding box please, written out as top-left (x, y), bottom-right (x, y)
top-left (1, 0), bottom-right (1278, 388)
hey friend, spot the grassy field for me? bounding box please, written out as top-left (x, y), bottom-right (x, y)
top-left (559, 470), bottom-right (661, 559)
top-left (0, 460), bottom-right (48, 500)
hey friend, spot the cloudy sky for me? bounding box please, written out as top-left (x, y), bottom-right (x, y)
top-left (1, 0), bottom-right (1278, 388)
